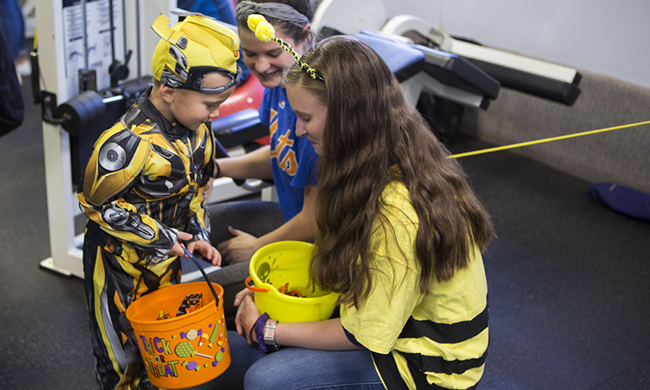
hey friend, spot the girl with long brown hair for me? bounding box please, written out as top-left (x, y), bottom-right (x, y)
top-left (228, 34), bottom-right (494, 390)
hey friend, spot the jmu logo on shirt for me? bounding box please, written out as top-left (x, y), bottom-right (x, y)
top-left (269, 105), bottom-right (297, 176)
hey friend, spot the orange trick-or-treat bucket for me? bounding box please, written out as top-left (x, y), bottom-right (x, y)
top-left (126, 281), bottom-right (230, 389)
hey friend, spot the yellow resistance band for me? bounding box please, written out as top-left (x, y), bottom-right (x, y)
top-left (450, 120), bottom-right (650, 159)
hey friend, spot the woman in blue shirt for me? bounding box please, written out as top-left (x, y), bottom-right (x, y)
top-left (208, 0), bottom-right (319, 308)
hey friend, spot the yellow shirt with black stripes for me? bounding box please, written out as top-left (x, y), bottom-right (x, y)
top-left (341, 180), bottom-right (489, 390)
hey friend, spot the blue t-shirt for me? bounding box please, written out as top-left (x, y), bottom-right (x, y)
top-left (259, 86), bottom-right (319, 221)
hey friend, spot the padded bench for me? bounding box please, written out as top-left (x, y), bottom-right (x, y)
top-left (354, 30), bottom-right (500, 110)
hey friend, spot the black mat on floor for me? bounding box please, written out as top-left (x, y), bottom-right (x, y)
top-left (450, 134), bottom-right (650, 390)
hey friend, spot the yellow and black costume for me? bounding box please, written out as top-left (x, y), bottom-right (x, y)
top-left (77, 89), bottom-right (216, 389)
top-left (76, 13), bottom-right (240, 389)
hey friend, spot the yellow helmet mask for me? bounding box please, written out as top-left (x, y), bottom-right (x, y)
top-left (151, 13), bottom-right (241, 93)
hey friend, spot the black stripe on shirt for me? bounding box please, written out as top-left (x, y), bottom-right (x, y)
top-left (407, 358), bottom-right (480, 390)
top-left (372, 352), bottom-right (410, 390)
top-left (399, 304), bottom-right (489, 344)
top-left (373, 352), bottom-right (481, 390)
top-left (402, 349), bottom-right (488, 376)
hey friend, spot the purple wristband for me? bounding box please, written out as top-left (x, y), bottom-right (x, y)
top-left (254, 312), bottom-right (269, 354)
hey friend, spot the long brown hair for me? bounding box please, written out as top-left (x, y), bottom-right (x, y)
top-left (284, 36), bottom-right (494, 307)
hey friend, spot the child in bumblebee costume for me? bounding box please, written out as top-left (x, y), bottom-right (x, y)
top-left (77, 13), bottom-right (240, 390)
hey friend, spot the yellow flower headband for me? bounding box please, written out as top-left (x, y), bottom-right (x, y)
top-left (247, 14), bottom-right (324, 82)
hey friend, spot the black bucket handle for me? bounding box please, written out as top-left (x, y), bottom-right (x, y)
top-left (183, 248), bottom-right (220, 307)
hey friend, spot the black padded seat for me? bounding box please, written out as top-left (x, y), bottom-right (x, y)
top-left (415, 44), bottom-right (500, 100)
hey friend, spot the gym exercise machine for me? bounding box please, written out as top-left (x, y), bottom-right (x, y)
top-left (355, 30), bottom-right (500, 109)
top-left (313, 0), bottom-right (581, 107)
top-left (35, 0), bottom-right (150, 278)
top-left (381, 14), bottom-right (580, 105)
top-left (36, 0), bottom-right (273, 279)
top-left (34, 1), bottom-right (221, 277)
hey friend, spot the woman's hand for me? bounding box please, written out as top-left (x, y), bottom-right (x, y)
top-left (217, 226), bottom-right (262, 264)
top-left (234, 293), bottom-right (261, 344)
top-left (233, 287), bottom-right (254, 307)
top-left (187, 239), bottom-right (222, 266)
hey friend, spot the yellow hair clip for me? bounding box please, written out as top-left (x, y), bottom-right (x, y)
top-left (254, 21), bottom-right (275, 42)
top-left (247, 14), bottom-right (323, 82)
top-left (247, 14), bottom-right (266, 34)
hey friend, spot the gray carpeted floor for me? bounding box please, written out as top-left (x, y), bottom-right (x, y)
top-left (1, 76), bottom-right (649, 389)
